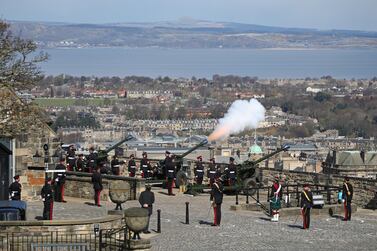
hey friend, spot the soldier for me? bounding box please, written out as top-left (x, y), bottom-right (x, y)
top-left (140, 152), bottom-right (152, 179)
top-left (66, 145), bottom-right (76, 172)
top-left (111, 155), bottom-right (121, 175)
top-left (9, 175), bottom-right (22, 200)
top-left (300, 184), bottom-right (313, 229)
top-left (86, 146), bottom-right (97, 173)
top-left (53, 158), bottom-right (67, 203)
top-left (194, 156), bottom-right (204, 185)
top-left (76, 153), bottom-right (85, 172)
top-left (128, 154), bottom-right (137, 177)
top-left (342, 177), bottom-right (353, 221)
top-left (92, 166), bottom-right (103, 207)
top-left (207, 158), bottom-right (217, 187)
top-left (41, 177), bottom-right (54, 220)
top-left (225, 157), bottom-right (237, 186)
top-left (210, 175), bottom-right (224, 226)
top-left (139, 184), bottom-right (155, 234)
top-left (269, 176), bottom-right (282, 222)
top-left (165, 151), bottom-right (176, 196)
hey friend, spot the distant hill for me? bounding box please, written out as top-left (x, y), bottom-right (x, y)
top-left (8, 19), bottom-right (377, 49)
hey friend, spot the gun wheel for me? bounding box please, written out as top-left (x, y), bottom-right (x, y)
top-left (243, 178), bottom-right (257, 196)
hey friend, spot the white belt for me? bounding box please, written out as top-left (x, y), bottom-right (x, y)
top-left (58, 174), bottom-right (63, 176)
top-left (210, 171), bottom-right (216, 173)
top-left (113, 165), bottom-right (120, 167)
top-left (130, 166), bottom-right (136, 169)
top-left (142, 165), bottom-right (147, 167)
top-left (196, 170), bottom-right (204, 172)
top-left (90, 160), bottom-right (94, 162)
top-left (230, 171), bottom-right (235, 174)
top-left (168, 170), bottom-right (174, 173)
top-left (68, 157), bottom-right (75, 160)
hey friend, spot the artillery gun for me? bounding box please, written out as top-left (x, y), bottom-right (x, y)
top-left (226, 144), bottom-right (290, 195)
top-left (155, 139), bottom-right (208, 185)
top-left (97, 135), bottom-right (134, 168)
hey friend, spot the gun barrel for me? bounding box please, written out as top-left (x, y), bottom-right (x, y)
top-left (105, 135), bottom-right (134, 153)
top-left (252, 145), bottom-right (290, 166)
top-left (177, 139), bottom-right (208, 160)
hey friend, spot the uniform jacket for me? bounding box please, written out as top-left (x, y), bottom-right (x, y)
top-left (9, 181), bottom-right (22, 200)
top-left (140, 158), bottom-right (152, 175)
top-left (92, 172), bottom-right (103, 191)
top-left (41, 183), bottom-right (54, 202)
top-left (194, 162), bottom-right (204, 178)
top-left (300, 190), bottom-right (313, 208)
top-left (207, 163), bottom-right (217, 179)
top-left (139, 190), bottom-right (155, 215)
top-left (165, 156), bottom-right (176, 179)
top-left (270, 182), bottom-right (283, 199)
top-left (66, 150), bottom-right (76, 165)
top-left (54, 163), bottom-right (67, 184)
top-left (128, 159), bottom-right (136, 173)
top-left (342, 182), bottom-right (353, 202)
top-left (111, 159), bottom-right (120, 169)
top-left (226, 163), bottom-right (237, 179)
top-left (76, 158), bottom-right (85, 172)
top-left (87, 152), bottom-right (98, 168)
top-left (210, 181), bottom-right (224, 204)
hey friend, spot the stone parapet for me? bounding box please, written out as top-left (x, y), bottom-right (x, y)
top-left (64, 172), bottom-right (145, 202)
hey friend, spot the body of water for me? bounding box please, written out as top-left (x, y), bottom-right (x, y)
top-left (40, 48), bottom-right (377, 78)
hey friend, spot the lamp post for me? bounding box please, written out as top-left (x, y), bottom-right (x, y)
top-left (43, 144), bottom-right (49, 180)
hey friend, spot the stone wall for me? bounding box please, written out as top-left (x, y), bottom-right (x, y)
top-left (64, 172), bottom-right (145, 202)
top-left (18, 169), bottom-right (47, 201)
top-left (261, 168), bottom-right (377, 207)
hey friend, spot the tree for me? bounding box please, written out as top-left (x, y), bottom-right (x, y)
top-left (0, 21), bottom-right (48, 137)
top-left (0, 21), bottom-right (48, 90)
top-left (314, 92), bottom-right (331, 102)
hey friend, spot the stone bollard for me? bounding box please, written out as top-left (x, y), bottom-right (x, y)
top-left (185, 202), bottom-right (190, 224)
top-left (157, 209), bottom-right (161, 233)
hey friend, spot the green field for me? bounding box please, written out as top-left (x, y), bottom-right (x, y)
top-left (34, 98), bottom-right (117, 107)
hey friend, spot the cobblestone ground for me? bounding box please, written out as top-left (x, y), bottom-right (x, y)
top-left (26, 196), bottom-right (109, 220)
top-left (127, 187), bottom-right (377, 251)
top-left (25, 187), bottom-right (377, 250)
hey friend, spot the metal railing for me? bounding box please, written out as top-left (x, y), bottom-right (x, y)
top-left (31, 243), bottom-right (89, 251)
top-left (235, 183), bottom-right (341, 208)
top-left (0, 231), bottom-right (97, 251)
top-left (0, 226), bottom-right (130, 251)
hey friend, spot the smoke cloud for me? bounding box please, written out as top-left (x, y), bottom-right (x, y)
top-left (208, 99), bottom-right (265, 141)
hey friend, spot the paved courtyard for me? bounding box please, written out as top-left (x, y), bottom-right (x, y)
top-left (26, 187), bottom-right (377, 250)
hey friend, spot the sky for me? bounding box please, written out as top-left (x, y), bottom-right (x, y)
top-left (1, 0), bottom-right (377, 31)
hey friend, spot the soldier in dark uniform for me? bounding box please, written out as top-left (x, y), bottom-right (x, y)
top-left (86, 146), bottom-right (97, 173)
top-left (270, 176), bottom-right (282, 222)
top-left (139, 184), bottom-right (155, 234)
top-left (92, 167), bottom-right (103, 207)
top-left (225, 157), bottom-right (237, 186)
top-left (300, 184), bottom-right (313, 229)
top-left (41, 177), bottom-right (54, 220)
top-left (111, 155), bottom-right (121, 175)
top-left (76, 154), bottom-right (85, 172)
top-left (140, 152), bottom-right (152, 179)
top-left (207, 158), bottom-right (217, 187)
top-left (128, 154), bottom-right (137, 177)
top-left (9, 175), bottom-right (22, 200)
top-left (194, 156), bottom-right (205, 185)
top-left (66, 145), bottom-right (76, 171)
top-left (54, 158), bottom-right (67, 203)
top-left (342, 177), bottom-right (354, 221)
top-left (210, 175), bottom-right (224, 226)
top-left (165, 151), bottom-right (176, 196)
